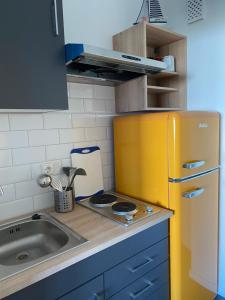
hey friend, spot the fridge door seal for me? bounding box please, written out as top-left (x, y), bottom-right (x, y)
top-left (169, 167), bottom-right (220, 183)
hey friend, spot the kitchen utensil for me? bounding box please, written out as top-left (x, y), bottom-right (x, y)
top-left (62, 167), bottom-right (76, 177)
top-left (71, 146), bottom-right (104, 201)
top-left (54, 187), bottom-right (74, 213)
top-left (37, 174), bottom-right (52, 188)
top-left (67, 168), bottom-right (87, 189)
top-left (51, 175), bottom-right (63, 192)
top-left (60, 174), bottom-right (69, 188)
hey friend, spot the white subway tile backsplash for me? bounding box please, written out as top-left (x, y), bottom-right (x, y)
top-left (46, 143), bottom-right (73, 160)
top-left (93, 86), bottom-right (115, 99)
top-left (97, 140), bottom-right (113, 153)
top-left (0, 185), bottom-right (15, 203)
top-left (72, 115), bottom-right (96, 128)
top-left (33, 192), bottom-right (54, 210)
top-left (59, 128), bottom-right (85, 143)
top-left (0, 149), bottom-right (12, 167)
top-left (69, 83), bottom-right (93, 99)
top-left (85, 127), bottom-right (107, 141)
top-left (44, 113), bottom-right (72, 129)
top-left (0, 131), bottom-right (28, 149)
top-left (0, 166), bottom-right (31, 185)
top-left (0, 197), bottom-right (33, 221)
top-left (0, 115), bottom-right (9, 131)
top-left (15, 180), bottom-right (50, 199)
top-left (28, 129), bottom-right (59, 146)
top-left (102, 152), bottom-right (114, 166)
top-left (13, 147), bottom-right (45, 165)
top-left (61, 158), bottom-right (72, 168)
top-left (96, 116), bottom-right (113, 127)
top-left (84, 99), bottom-right (106, 113)
top-left (73, 141), bottom-right (97, 149)
top-left (68, 98), bottom-right (85, 112)
top-left (103, 164), bottom-right (114, 179)
top-left (0, 81), bottom-right (116, 220)
top-left (107, 127), bottom-right (114, 140)
top-left (103, 177), bottom-right (114, 192)
top-left (105, 99), bottom-right (116, 113)
top-left (9, 114), bottom-right (43, 130)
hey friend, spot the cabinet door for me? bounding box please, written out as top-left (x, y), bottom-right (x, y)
top-left (59, 275), bottom-right (104, 300)
top-left (0, 0), bottom-right (68, 110)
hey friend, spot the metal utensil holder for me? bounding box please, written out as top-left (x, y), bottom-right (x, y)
top-left (54, 187), bottom-right (74, 213)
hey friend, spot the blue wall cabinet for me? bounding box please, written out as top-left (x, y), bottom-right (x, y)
top-left (4, 221), bottom-right (169, 300)
top-left (0, 0), bottom-right (68, 110)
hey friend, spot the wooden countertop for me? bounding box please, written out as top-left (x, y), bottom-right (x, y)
top-left (0, 204), bottom-right (173, 299)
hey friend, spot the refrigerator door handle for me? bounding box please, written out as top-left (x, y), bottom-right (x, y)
top-left (182, 187), bottom-right (205, 199)
top-left (182, 160), bottom-right (206, 169)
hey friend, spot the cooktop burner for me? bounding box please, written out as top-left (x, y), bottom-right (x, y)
top-left (79, 192), bottom-right (160, 226)
top-left (90, 193), bottom-right (118, 207)
top-left (112, 202), bottom-right (137, 215)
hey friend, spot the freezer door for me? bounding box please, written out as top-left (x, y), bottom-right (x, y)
top-left (169, 170), bottom-right (218, 300)
top-left (168, 111), bottom-right (220, 179)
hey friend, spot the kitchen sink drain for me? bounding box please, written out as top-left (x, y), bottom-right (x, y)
top-left (16, 252), bottom-right (29, 261)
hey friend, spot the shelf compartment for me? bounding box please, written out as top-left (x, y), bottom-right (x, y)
top-left (147, 85), bottom-right (178, 94)
top-left (146, 23), bottom-right (185, 48)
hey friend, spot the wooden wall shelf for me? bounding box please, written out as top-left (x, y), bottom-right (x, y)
top-left (113, 22), bottom-right (187, 112)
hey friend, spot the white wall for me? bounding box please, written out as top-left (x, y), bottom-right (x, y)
top-left (63, 0), bottom-right (141, 48)
top-left (163, 0), bottom-right (225, 296)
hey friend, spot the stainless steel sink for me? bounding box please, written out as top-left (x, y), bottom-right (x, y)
top-left (0, 213), bottom-right (88, 281)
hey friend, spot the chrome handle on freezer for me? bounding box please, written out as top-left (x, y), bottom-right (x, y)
top-left (182, 160), bottom-right (206, 169)
top-left (182, 188), bottom-right (205, 199)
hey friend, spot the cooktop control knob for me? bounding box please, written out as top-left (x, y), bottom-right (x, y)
top-left (146, 206), bottom-right (153, 213)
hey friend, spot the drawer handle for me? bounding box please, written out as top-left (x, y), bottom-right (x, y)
top-left (129, 257), bottom-right (153, 273)
top-left (182, 187), bottom-right (205, 199)
top-left (52, 0), bottom-right (59, 36)
top-left (129, 280), bottom-right (154, 299)
top-left (94, 292), bottom-right (103, 300)
top-left (182, 160), bottom-right (206, 169)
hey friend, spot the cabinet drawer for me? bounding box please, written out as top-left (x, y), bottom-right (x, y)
top-left (105, 238), bottom-right (168, 298)
top-left (59, 275), bottom-right (104, 300)
top-left (109, 261), bottom-right (168, 300)
top-left (143, 283), bottom-right (169, 300)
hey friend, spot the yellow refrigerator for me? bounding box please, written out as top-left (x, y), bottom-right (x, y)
top-left (114, 111), bottom-right (219, 300)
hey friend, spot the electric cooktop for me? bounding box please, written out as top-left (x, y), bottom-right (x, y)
top-left (78, 192), bottom-right (160, 226)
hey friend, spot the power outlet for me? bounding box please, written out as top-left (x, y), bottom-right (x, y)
top-left (41, 163), bottom-right (54, 175)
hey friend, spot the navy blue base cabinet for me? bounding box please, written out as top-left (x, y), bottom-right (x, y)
top-left (4, 221), bottom-right (169, 300)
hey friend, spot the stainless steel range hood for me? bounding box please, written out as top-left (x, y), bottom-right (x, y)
top-left (65, 44), bottom-right (166, 86)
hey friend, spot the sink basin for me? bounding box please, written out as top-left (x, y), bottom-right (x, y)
top-left (0, 213), bottom-right (88, 281)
